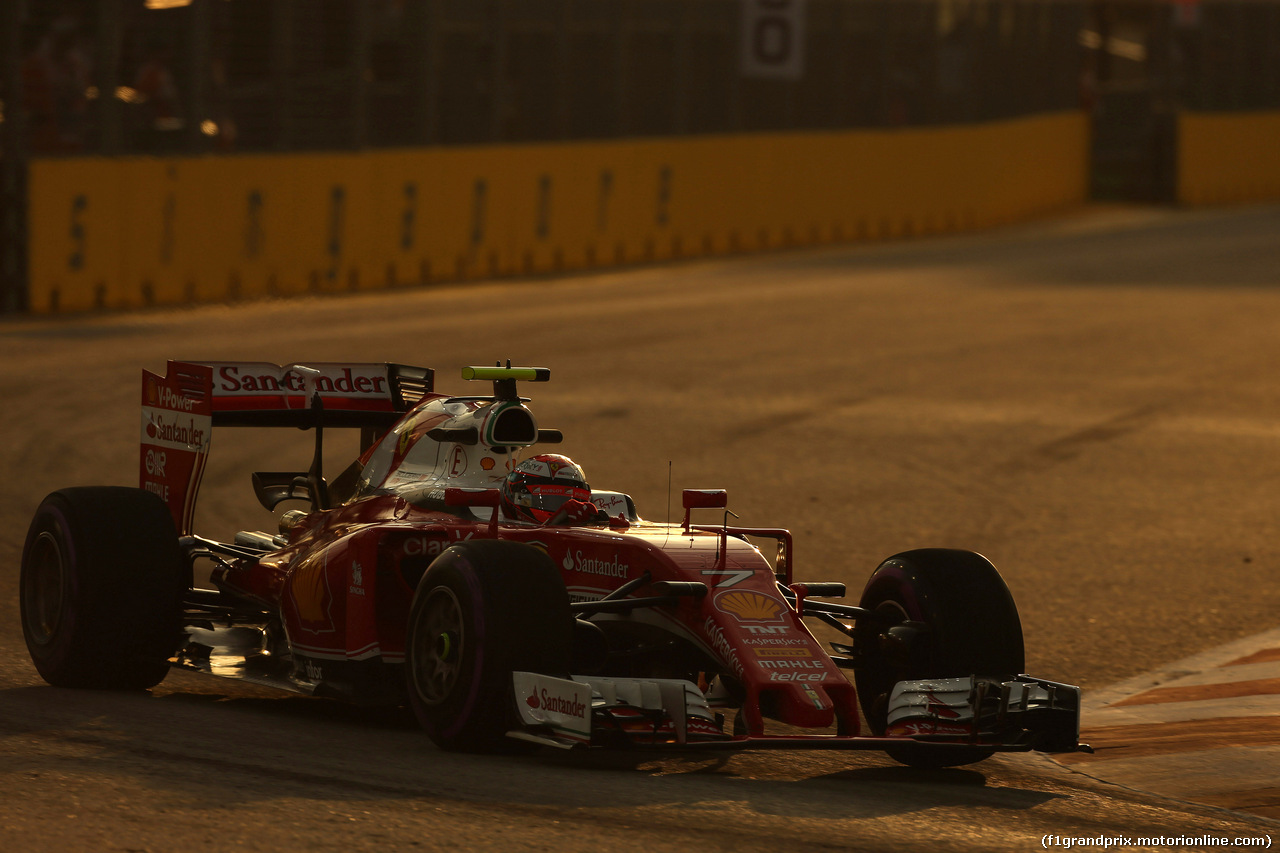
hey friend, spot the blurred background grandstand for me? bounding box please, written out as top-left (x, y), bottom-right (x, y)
top-left (2, 0), bottom-right (1279, 314)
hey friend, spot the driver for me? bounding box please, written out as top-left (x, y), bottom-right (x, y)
top-left (500, 453), bottom-right (600, 525)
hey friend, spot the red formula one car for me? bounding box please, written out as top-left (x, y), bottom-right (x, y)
top-left (20, 361), bottom-right (1087, 766)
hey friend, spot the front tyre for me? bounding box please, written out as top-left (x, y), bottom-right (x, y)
top-left (855, 548), bottom-right (1025, 768)
top-left (405, 540), bottom-right (572, 752)
top-left (20, 487), bottom-right (185, 689)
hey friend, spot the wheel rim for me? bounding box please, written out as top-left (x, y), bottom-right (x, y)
top-left (410, 586), bottom-right (465, 705)
top-left (24, 531), bottom-right (67, 647)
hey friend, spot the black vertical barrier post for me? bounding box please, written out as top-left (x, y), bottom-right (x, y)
top-left (1, 0), bottom-right (29, 314)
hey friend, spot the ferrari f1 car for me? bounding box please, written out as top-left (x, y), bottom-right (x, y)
top-left (20, 361), bottom-right (1087, 767)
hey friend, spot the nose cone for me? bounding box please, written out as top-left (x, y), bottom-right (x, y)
top-left (773, 681), bottom-right (836, 729)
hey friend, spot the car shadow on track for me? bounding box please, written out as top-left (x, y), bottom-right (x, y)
top-left (155, 688), bottom-right (420, 730)
top-left (152, 682), bottom-right (1071, 814)
top-left (0, 681), bottom-right (1070, 823)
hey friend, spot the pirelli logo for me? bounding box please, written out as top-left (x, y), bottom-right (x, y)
top-left (753, 648), bottom-right (813, 659)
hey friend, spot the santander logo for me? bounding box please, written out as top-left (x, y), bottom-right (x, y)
top-left (561, 550), bottom-right (628, 578)
top-left (525, 687), bottom-right (586, 717)
top-left (144, 413), bottom-right (207, 449)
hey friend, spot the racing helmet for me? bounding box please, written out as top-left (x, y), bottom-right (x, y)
top-left (500, 454), bottom-right (591, 523)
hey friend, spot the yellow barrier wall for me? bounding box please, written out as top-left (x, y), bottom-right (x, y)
top-left (27, 111), bottom-right (1089, 314)
top-left (1178, 111), bottom-right (1280, 207)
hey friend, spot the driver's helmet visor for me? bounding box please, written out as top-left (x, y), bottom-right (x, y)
top-left (514, 480), bottom-right (591, 513)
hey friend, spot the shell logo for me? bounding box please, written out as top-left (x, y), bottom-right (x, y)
top-left (714, 590), bottom-right (785, 623)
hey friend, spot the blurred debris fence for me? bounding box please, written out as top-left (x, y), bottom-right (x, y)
top-left (5, 0), bottom-right (1086, 156)
top-left (3, 0), bottom-right (1278, 314)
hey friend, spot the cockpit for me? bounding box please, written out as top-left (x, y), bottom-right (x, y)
top-left (355, 396), bottom-right (532, 498)
top-left (348, 366), bottom-right (636, 523)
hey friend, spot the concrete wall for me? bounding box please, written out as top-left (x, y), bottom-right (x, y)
top-left (27, 111), bottom-right (1090, 314)
top-left (1178, 111), bottom-right (1280, 207)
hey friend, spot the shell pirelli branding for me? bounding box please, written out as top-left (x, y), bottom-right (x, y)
top-left (145, 380), bottom-right (198, 412)
top-left (703, 616), bottom-right (827, 682)
top-left (143, 375), bottom-right (209, 450)
top-left (707, 590), bottom-right (836, 682)
top-left (140, 363), bottom-right (214, 534)
top-left (753, 647), bottom-right (814, 659)
top-left (713, 589), bottom-right (786, 623)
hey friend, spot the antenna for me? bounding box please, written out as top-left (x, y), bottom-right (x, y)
top-left (666, 460), bottom-right (672, 526)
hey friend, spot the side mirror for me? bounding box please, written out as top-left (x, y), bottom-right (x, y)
top-left (681, 489), bottom-right (728, 531)
top-left (253, 471), bottom-right (319, 511)
top-left (682, 489), bottom-right (728, 510)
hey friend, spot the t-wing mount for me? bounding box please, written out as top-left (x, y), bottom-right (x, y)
top-left (462, 362), bottom-right (551, 402)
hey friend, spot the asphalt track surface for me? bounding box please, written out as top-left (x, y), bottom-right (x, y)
top-left (2, 203), bottom-right (1280, 850)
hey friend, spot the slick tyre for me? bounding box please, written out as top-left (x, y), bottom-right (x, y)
top-left (855, 549), bottom-right (1024, 769)
top-left (20, 487), bottom-right (185, 690)
top-left (405, 540), bottom-right (572, 753)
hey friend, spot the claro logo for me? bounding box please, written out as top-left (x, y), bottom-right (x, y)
top-left (403, 533), bottom-right (473, 556)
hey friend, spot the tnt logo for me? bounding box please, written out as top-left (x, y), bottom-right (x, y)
top-left (145, 449), bottom-right (167, 477)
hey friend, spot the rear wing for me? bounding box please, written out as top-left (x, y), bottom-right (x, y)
top-left (140, 360), bottom-right (433, 534)
top-left (202, 361), bottom-right (433, 430)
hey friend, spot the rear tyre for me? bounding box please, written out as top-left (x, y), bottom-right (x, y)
top-left (854, 548), bottom-right (1024, 769)
top-left (405, 540), bottom-right (572, 752)
top-left (20, 487), bottom-right (185, 689)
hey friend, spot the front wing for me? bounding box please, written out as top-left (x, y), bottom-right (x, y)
top-left (509, 672), bottom-right (1088, 754)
